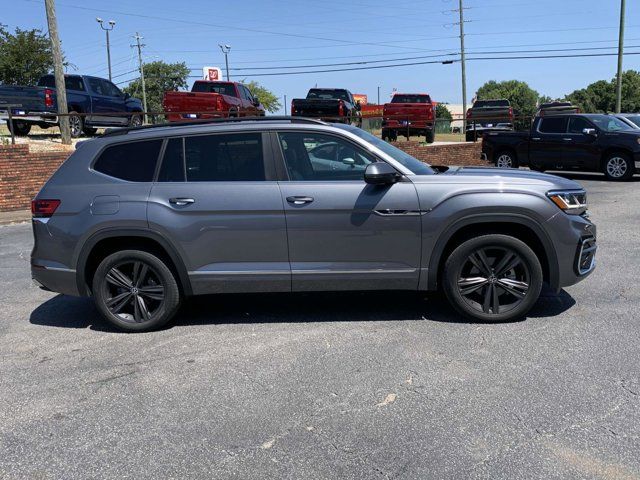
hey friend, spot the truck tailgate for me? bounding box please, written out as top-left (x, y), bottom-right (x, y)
top-left (163, 91), bottom-right (225, 120)
top-left (292, 99), bottom-right (341, 116)
top-left (384, 103), bottom-right (433, 121)
top-left (0, 86), bottom-right (45, 113)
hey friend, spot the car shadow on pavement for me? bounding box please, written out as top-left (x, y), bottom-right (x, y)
top-left (29, 287), bottom-right (576, 332)
top-left (549, 171), bottom-right (640, 182)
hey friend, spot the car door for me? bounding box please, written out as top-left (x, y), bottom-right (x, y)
top-left (86, 77), bottom-right (124, 126)
top-left (101, 80), bottom-right (130, 125)
top-left (564, 116), bottom-right (601, 170)
top-left (529, 117), bottom-right (568, 169)
top-left (274, 129), bottom-right (422, 292)
top-left (239, 85), bottom-right (257, 116)
top-left (147, 131), bottom-right (290, 294)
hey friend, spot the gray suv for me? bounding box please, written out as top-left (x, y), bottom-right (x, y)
top-left (31, 117), bottom-right (596, 332)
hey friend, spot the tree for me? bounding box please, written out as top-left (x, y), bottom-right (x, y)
top-left (123, 61), bottom-right (190, 120)
top-left (435, 103), bottom-right (453, 121)
top-left (243, 80), bottom-right (281, 113)
top-left (0, 25), bottom-right (55, 85)
top-left (565, 70), bottom-right (640, 113)
top-left (475, 80), bottom-right (540, 119)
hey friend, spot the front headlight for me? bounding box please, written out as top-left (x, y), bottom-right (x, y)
top-left (547, 190), bottom-right (587, 215)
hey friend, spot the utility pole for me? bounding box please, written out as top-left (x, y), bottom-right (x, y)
top-left (377, 86), bottom-right (380, 105)
top-left (616, 0), bottom-right (626, 113)
top-left (96, 18), bottom-right (116, 81)
top-left (458, 0), bottom-right (468, 131)
top-left (44, 0), bottom-right (70, 144)
top-left (284, 94), bottom-right (287, 115)
top-left (133, 33), bottom-right (147, 124)
top-left (219, 44), bottom-right (231, 81)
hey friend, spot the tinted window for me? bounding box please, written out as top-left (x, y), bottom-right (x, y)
top-left (539, 117), bottom-right (567, 133)
top-left (625, 115), bottom-right (640, 127)
top-left (101, 80), bottom-right (121, 97)
top-left (568, 117), bottom-right (593, 134)
top-left (184, 133), bottom-right (265, 181)
top-left (307, 89), bottom-right (350, 102)
top-left (391, 94), bottom-right (432, 104)
top-left (158, 138), bottom-right (185, 182)
top-left (191, 82), bottom-right (236, 96)
top-left (278, 132), bottom-right (376, 181)
top-left (473, 100), bottom-right (510, 108)
top-left (94, 140), bottom-right (162, 181)
top-left (88, 77), bottom-right (105, 95)
top-left (37, 75), bottom-right (55, 88)
top-left (65, 76), bottom-right (85, 91)
top-left (589, 115), bottom-right (634, 132)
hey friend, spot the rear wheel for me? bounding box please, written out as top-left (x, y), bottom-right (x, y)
top-left (68, 112), bottom-right (83, 138)
top-left (425, 129), bottom-right (435, 144)
top-left (8, 120), bottom-right (31, 136)
top-left (129, 113), bottom-right (143, 127)
top-left (495, 150), bottom-right (518, 169)
top-left (603, 152), bottom-right (633, 181)
top-left (92, 250), bottom-right (181, 332)
top-left (443, 235), bottom-right (543, 322)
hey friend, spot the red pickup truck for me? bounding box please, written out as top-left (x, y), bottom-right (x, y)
top-left (163, 81), bottom-right (265, 122)
top-left (382, 93), bottom-right (435, 143)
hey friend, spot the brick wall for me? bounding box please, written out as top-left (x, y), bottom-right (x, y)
top-left (0, 145), bottom-right (71, 212)
top-left (391, 141), bottom-right (487, 167)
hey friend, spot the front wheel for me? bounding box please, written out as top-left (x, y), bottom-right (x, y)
top-left (92, 250), bottom-right (181, 332)
top-left (443, 235), bottom-right (543, 322)
top-left (603, 152), bottom-right (633, 181)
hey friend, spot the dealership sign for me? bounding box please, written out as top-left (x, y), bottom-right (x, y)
top-left (202, 66), bottom-right (223, 81)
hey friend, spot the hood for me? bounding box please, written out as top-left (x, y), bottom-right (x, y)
top-left (415, 166), bottom-right (583, 191)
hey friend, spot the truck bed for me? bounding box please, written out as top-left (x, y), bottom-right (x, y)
top-left (0, 85), bottom-right (49, 115)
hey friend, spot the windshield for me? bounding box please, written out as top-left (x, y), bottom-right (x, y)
top-left (589, 115), bottom-right (635, 132)
top-left (391, 94), bottom-right (431, 104)
top-left (623, 115), bottom-right (640, 128)
top-left (334, 124), bottom-right (434, 175)
top-left (192, 82), bottom-right (236, 96)
top-left (307, 89), bottom-right (350, 102)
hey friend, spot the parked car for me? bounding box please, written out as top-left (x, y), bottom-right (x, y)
top-left (0, 74), bottom-right (143, 137)
top-left (466, 99), bottom-right (514, 141)
top-left (31, 116), bottom-right (596, 332)
top-left (291, 88), bottom-right (360, 124)
top-left (615, 113), bottom-right (640, 129)
top-left (163, 81), bottom-right (264, 122)
top-left (382, 93), bottom-right (436, 143)
top-left (482, 113), bottom-right (640, 180)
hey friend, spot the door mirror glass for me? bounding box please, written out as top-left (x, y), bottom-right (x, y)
top-left (364, 162), bottom-right (400, 185)
top-left (582, 128), bottom-right (597, 136)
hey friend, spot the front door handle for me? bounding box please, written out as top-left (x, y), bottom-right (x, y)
top-left (286, 196), bottom-right (314, 205)
top-left (563, 138), bottom-right (573, 141)
top-left (169, 197), bottom-right (195, 206)
top-left (531, 137), bottom-right (542, 141)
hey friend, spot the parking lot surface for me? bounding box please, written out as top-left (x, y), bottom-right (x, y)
top-left (1, 173), bottom-right (639, 479)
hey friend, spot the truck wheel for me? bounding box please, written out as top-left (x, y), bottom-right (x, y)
top-left (442, 234), bottom-right (543, 323)
top-left (382, 129), bottom-right (389, 141)
top-left (603, 152), bottom-right (634, 181)
top-left (7, 120), bottom-right (31, 136)
top-left (68, 112), bottom-right (83, 138)
top-left (92, 250), bottom-right (181, 332)
top-left (129, 113), bottom-right (143, 127)
top-left (465, 131), bottom-right (476, 142)
top-left (495, 150), bottom-right (518, 169)
top-left (425, 130), bottom-right (435, 144)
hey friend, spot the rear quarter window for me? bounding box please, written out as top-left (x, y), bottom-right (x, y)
top-left (93, 139), bottom-right (163, 182)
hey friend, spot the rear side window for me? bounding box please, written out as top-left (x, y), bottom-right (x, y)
top-left (94, 140), bottom-right (163, 181)
top-left (158, 138), bottom-right (185, 182)
top-left (539, 117), bottom-right (567, 133)
top-left (567, 117), bottom-right (593, 134)
top-left (184, 133), bottom-right (265, 182)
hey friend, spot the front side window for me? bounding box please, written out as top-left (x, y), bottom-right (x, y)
top-left (568, 117), bottom-right (593, 134)
top-left (278, 132), bottom-right (376, 181)
top-left (88, 77), bottom-right (105, 96)
top-left (101, 80), bottom-right (122, 97)
top-left (184, 133), bottom-right (265, 181)
top-left (539, 117), bottom-right (567, 133)
top-left (94, 140), bottom-right (163, 182)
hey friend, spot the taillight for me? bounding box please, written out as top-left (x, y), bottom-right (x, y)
top-left (427, 105), bottom-right (434, 120)
top-left (44, 88), bottom-right (54, 108)
top-left (216, 96), bottom-right (224, 111)
top-left (338, 100), bottom-right (345, 116)
top-left (466, 109), bottom-right (472, 119)
top-left (508, 106), bottom-right (514, 119)
top-left (290, 101), bottom-right (296, 115)
top-left (31, 199), bottom-right (60, 218)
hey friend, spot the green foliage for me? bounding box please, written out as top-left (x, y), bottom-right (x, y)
top-left (243, 80), bottom-right (281, 113)
top-left (123, 61), bottom-right (190, 119)
top-left (435, 103), bottom-right (453, 121)
top-left (0, 25), bottom-right (55, 85)
top-left (565, 70), bottom-right (640, 113)
top-left (475, 80), bottom-right (541, 118)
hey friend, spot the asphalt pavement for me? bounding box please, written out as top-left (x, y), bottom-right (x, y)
top-left (1, 172), bottom-right (639, 479)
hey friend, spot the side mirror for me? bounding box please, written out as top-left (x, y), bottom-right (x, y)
top-left (342, 157), bottom-right (355, 165)
top-left (252, 98), bottom-right (260, 107)
top-left (364, 162), bottom-right (401, 185)
top-left (582, 128), bottom-right (597, 136)
top-left (124, 93), bottom-right (130, 100)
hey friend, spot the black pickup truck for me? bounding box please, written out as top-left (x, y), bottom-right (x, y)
top-left (482, 113), bottom-right (640, 181)
top-left (291, 88), bottom-right (361, 124)
top-left (465, 99), bottom-right (514, 141)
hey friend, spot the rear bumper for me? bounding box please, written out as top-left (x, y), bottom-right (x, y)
top-left (31, 264), bottom-right (80, 296)
top-left (0, 109), bottom-right (57, 124)
top-left (383, 120), bottom-right (434, 130)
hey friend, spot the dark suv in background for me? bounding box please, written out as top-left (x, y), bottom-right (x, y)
top-left (31, 117), bottom-right (596, 332)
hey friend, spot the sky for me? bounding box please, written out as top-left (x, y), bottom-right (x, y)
top-left (3, 0), bottom-right (639, 114)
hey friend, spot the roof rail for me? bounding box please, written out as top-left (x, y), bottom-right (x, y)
top-left (101, 116), bottom-right (328, 137)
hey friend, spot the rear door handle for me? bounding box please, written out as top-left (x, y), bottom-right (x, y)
top-left (531, 137), bottom-right (542, 141)
top-left (169, 197), bottom-right (195, 206)
top-left (286, 196), bottom-right (314, 205)
top-left (563, 138), bottom-right (573, 141)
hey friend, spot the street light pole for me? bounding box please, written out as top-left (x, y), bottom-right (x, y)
top-left (458, 0), bottom-right (468, 131)
top-left (219, 44), bottom-right (231, 81)
top-left (96, 18), bottom-right (116, 81)
top-left (616, 0), bottom-right (626, 113)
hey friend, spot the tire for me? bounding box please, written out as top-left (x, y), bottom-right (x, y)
top-left (465, 131), bottom-right (475, 142)
top-left (92, 250), bottom-right (181, 332)
top-left (129, 113), bottom-right (143, 127)
top-left (382, 130), bottom-right (389, 141)
top-left (603, 152), bottom-right (634, 181)
top-left (8, 120), bottom-right (31, 136)
top-left (425, 130), bottom-right (435, 144)
top-left (495, 150), bottom-right (518, 169)
top-left (442, 234), bottom-right (543, 323)
top-left (68, 112), bottom-right (83, 138)
top-left (83, 127), bottom-right (98, 136)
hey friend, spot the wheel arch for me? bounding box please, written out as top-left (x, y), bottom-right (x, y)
top-left (600, 147), bottom-right (633, 169)
top-left (76, 228), bottom-right (192, 297)
top-left (426, 214), bottom-right (558, 291)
